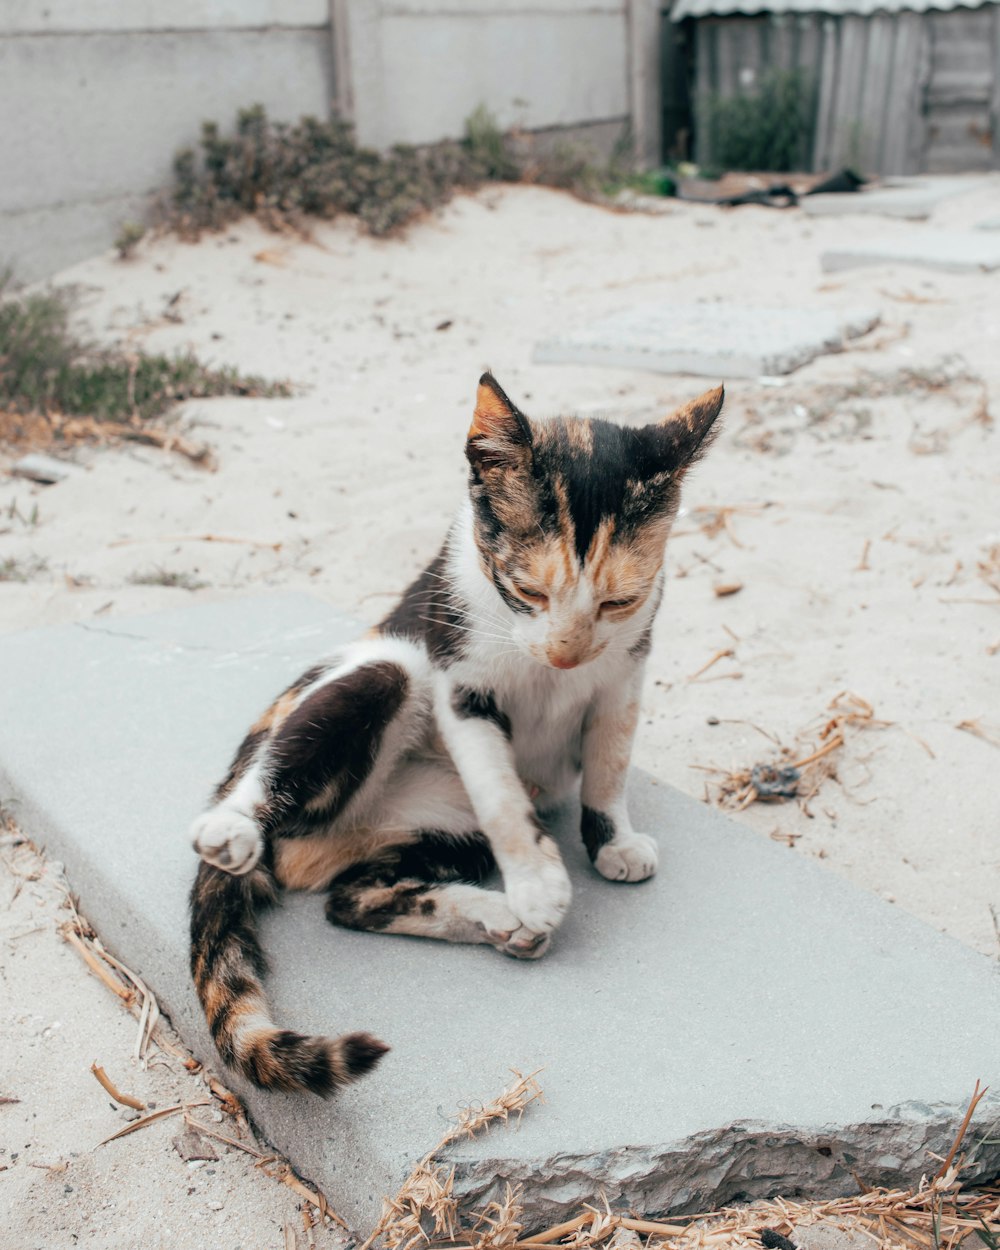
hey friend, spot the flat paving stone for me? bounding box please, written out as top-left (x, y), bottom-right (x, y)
top-left (2, 595), bottom-right (999, 1232)
top-left (822, 230), bottom-right (1000, 274)
top-left (533, 304), bottom-right (880, 379)
top-left (803, 177), bottom-right (989, 220)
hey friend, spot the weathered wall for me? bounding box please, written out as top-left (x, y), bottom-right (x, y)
top-left (0, 2), bottom-right (335, 281)
top-left (332, 0), bottom-right (646, 156)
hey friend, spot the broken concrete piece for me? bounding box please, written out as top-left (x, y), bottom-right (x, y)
top-left (803, 177), bottom-right (988, 221)
top-left (0, 595), bottom-right (997, 1232)
top-left (822, 231), bottom-right (1000, 274)
top-left (10, 453), bottom-right (77, 484)
top-left (534, 304), bottom-right (880, 379)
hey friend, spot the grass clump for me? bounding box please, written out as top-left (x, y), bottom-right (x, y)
top-left (114, 221), bottom-right (147, 260)
top-left (0, 282), bottom-right (288, 447)
top-left (0, 555), bottom-right (48, 583)
top-left (704, 69), bottom-right (815, 172)
top-left (159, 103), bottom-right (646, 241)
top-left (127, 566), bottom-right (208, 591)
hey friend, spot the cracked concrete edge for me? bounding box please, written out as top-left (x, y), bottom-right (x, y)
top-left (445, 1096), bottom-right (1000, 1226)
top-left (532, 311), bottom-right (880, 379)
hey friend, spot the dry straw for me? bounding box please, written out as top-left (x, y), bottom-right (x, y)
top-left (356, 1080), bottom-right (999, 1250)
top-left (697, 691), bottom-right (889, 812)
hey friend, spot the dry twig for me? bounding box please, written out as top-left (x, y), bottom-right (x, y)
top-left (90, 1062), bottom-right (145, 1111)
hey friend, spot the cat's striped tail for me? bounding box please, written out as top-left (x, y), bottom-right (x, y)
top-left (189, 860), bottom-right (389, 1096)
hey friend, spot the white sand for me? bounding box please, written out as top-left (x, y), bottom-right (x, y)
top-left (0, 836), bottom-right (352, 1250)
top-left (2, 180), bottom-right (999, 1243)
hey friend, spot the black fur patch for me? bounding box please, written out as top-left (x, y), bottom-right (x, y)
top-left (581, 807), bottom-right (616, 861)
top-left (326, 831), bottom-right (495, 931)
top-left (341, 1032), bottom-right (391, 1078)
top-left (529, 420), bottom-right (682, 560)
top-left (263, 661), bottom-right (409, 836)
top-left (380, 544), bottom-right (467, 662)
top-left (452, 686), bottom-right (512, 738)
top-left (488, 562), bottom-right (533, 615)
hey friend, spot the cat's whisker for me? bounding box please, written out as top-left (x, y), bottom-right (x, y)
top-left (415, 614), bottom-right (513, 644)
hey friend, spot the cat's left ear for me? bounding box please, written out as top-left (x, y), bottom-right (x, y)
top-left (650, 384), bottom-right (725, 474)
top-left (466, 372), bottom-right (533, 476)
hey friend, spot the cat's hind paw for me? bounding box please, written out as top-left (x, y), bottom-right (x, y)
top-left (190, 808), bottom-right (263, 875)
top-left (595, 833), bottom-right (658, 883)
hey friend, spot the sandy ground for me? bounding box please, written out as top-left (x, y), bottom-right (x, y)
top-left (2, 179), bottom-right (999, 1245)
top-left (0, 833), bottom-right (352, 1250)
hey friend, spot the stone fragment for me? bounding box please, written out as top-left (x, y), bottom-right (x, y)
top-left (803, 177), bottom-right (988, 221)
top-left (10, 453), bottom-right (76, 484)
top-left (172, 1130), bottom-right (218, 1163)
top-left (822, 231), bottom-right (1000, 274)
top-left (0, 595), bottom-right (997, 1233)
top-left (534, 304), bottom-right (880, 379)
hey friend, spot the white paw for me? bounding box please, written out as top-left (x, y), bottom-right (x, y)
top-left (190, 809), bottom-right (263, 875)
top-left (475, 894), bottom-right (553, 960)
top-left (595, 833), bottom-right (659, 883)
top-left (503, 854), bottom-right (572, 937)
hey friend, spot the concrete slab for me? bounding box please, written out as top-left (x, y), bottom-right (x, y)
top-left (533, 304), bottom-right (880, 379)
top-left (822, 231), bottom-right (1000, 274)
top-left (2, 595), bottom-right (999, 1232)
top-left (803, 177), bottom-right (988, 220)
top-left (976, 217), bottom-right (1000, 231)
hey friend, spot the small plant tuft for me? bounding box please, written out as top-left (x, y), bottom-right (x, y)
top-left (704, 69), bottom-right (815, 172)
top-left (127, 566), bottom-right (209, 591)
top-left (114, 221), bottom-right (147, 260)
top-left (0, 281), bottom-right (289, 446)
top-left (0, 555), bottom-right (49, 583)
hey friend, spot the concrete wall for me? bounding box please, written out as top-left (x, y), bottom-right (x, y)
top-left (2, 0), bottom-right (661, 282)
top-left (0, 2), bottom-right (335, 281)
top-left (332, 0), bottom-right (658, 159)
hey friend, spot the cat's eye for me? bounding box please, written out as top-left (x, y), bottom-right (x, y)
top-left (513, 583), bottom-right (549, 608)
top-left (601, 597), bottom-right (637, 612)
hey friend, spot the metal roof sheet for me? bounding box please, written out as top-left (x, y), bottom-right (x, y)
top-left (672, 0), bottom-right (998, 20)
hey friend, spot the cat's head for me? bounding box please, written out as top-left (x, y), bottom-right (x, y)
top-left (465, 372), bottom-right (724, 670)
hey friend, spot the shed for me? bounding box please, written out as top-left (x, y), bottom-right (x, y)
top-left (669, 0), bottom-right (1000, 174)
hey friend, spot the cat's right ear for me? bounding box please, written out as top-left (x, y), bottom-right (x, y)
top-left (466, 373), bottom-right (533, 475)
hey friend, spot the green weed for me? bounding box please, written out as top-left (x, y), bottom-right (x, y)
top-left (704, 69), bottom-right (815, 172)
top-left (0, 282), bottom-right (288, 427)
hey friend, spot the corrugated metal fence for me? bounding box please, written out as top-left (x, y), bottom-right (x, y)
top-left (686, 4), bottom-right (1000, 173)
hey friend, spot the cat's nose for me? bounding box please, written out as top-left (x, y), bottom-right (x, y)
top-left (549, 654), bottom-right (580, 670)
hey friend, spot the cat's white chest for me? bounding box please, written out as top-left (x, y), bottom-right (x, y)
top-left (499, 658), bottom-right (605, 804)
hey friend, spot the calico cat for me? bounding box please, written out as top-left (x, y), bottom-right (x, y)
top-left (189, 372), bottom-right (724, 1096)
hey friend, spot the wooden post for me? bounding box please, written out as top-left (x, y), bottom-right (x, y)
top-left (328, 0), bottom-right (385, 146)
top-left (628, 0), bottom-right (664, 168)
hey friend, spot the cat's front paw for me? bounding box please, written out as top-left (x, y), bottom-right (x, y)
top-left (190, 809), bottom-right (263, 875)
top-left (503, 851), bottom-right (572, 937)
top-left (495, 927), bottom-right (552, 960)
top-left (595, 833), bottom-right (658, 883)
